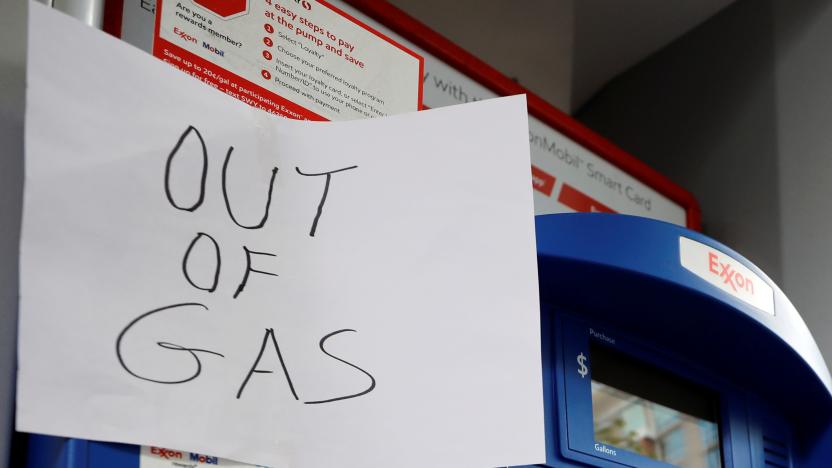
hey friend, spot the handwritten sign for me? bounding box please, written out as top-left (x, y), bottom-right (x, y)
top-left (17, 4), bottom-right (543, 467)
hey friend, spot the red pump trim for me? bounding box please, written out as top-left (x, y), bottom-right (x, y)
top-left (102, 0), bottom-right (124, 37)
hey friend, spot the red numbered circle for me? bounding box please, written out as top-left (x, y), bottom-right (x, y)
top-left (263, 37), bottom-right (273, 47)
top-left (262, 50), bottom-right (273, 60)
top-left (264, 23), bottom-right (274, 34)
top-left (261, 70), bottom-right (272, 80)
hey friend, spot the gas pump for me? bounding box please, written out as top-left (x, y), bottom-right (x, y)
top-left (532, 213), bottom-right (832, 467)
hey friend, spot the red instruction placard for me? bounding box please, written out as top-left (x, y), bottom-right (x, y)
top-left (154, 0), bottom-right (424, 120)
top-left (530, 165), bottom-right (556, 197)
top-left (557, 183), bottom-right (616, 214)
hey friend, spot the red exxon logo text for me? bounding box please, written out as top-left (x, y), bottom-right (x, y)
top-left (151, 447), bottom-right (183, 460)
top-left (708, 252), bottom-right (755, 295)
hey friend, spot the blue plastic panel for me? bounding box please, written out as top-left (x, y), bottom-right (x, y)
top-left (534, 214), bottom-right (831, 430)
top-left (26, 435), bottom-right (138, 468)
top-left (556, 312), bottom-right (740, 468)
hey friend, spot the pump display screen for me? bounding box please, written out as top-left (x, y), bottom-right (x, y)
top-left (590, 342), bottom-right (722, 467)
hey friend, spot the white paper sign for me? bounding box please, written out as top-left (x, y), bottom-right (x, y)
top-left (17, 4), bottom-right (544, 468)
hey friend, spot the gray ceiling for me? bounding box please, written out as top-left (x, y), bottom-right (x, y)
top-left (388, 0), bottom-right (735, 113)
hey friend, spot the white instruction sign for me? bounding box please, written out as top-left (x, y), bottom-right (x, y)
top-left (116, 0), bottom-right (689, 224)
top-left (17, 4), bottom-right (544, 468)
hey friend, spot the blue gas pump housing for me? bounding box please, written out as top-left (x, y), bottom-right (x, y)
top-left (23, 214), bottom-right (832, 467)
top-left (533, 214), bottom-right (832, 468)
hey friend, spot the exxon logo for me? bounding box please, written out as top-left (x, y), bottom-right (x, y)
top-left (708, 252), bottom-right (755, 295)
top-left (150, 447), bottom-right (183, 460)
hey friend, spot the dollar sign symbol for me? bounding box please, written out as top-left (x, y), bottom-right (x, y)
top-left (577, 352), bottom-right (588, 378)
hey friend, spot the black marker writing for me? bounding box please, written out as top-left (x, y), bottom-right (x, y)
top-left (130, 127), bottom-right (375, 401)
top-left (295, 165), bottom-right (358, 237)
top-left (237, 328), bottom-right (299, 400)
top-left (233, 247), bottom-right (278, 299)
top-left (115, 303), bottom-right (224, 384)
top-left (222, 146), bottom-right (278, 230)
top-left (305, 329), bottom-right (376, 404)
top-left (165, 126), bottom-right (207, 212)
top-left (181, 232), bottom-right (221, 293)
